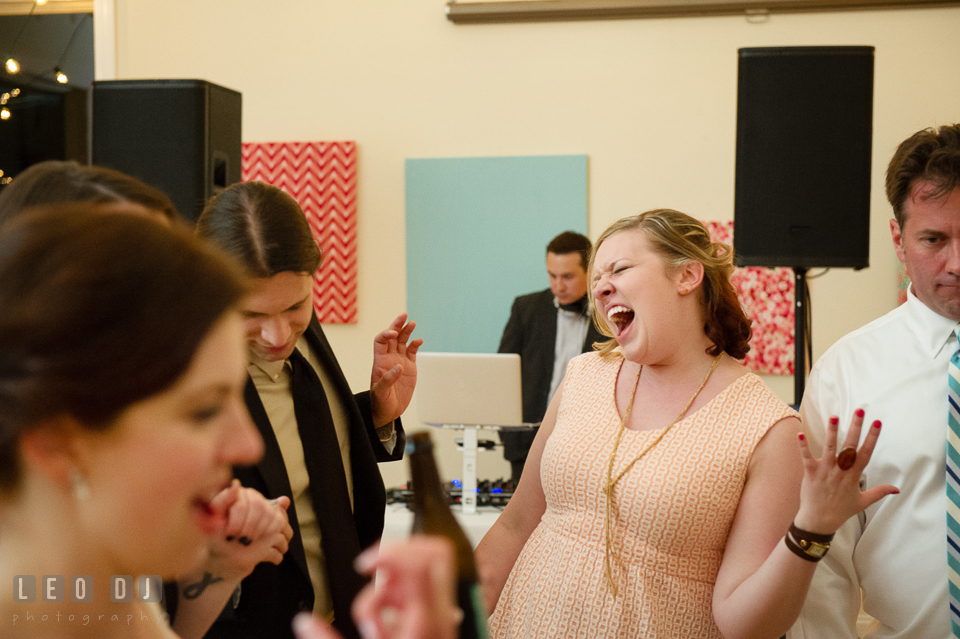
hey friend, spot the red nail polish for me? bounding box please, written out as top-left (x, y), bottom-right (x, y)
top-left (892, 488), bottom-right (900, 494)
top-left (855, 408), bottom-right (865, 418)
top-left (829, 416), bottom-right (839, 425)
top-left (798, 433), bottom-right (805, 441)
top-left (873, 420), bottom-right (881, 428)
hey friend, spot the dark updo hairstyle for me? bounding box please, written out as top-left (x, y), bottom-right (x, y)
top-left (885, 123), bottom-right (960, 228)
top-left (0, 160), bottom-right (180, 225)
top-left (0, 205), bottom-right (247, 492)
top-left (588, 209), bottom-right (752, 360)
top-left (196, 181), bottom-right (321, 277)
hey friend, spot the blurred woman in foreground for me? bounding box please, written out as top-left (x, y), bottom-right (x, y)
top-left (0, 205), bottom-right (266, 638)
top-left (0, 162), bottom-right (296, 638)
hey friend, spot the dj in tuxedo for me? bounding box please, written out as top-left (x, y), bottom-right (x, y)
top-left (498, 231), bottom-right (603, 482)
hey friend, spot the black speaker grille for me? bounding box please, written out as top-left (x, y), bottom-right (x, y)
top-left (92, 79), bottom-right (241, 222)
top-left (734, 46), bottom-right (874, 269)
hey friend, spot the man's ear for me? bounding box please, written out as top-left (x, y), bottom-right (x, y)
top-left (890, 218), bottom-right (907, 266)
top-left (677, 260), bottom-right (705, 296)
top-left (17, 416), bottom-right (82, 487)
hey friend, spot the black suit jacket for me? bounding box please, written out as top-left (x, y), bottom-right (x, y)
top-left (498, 289), bottom-right (604, 460)
top-left (201, 317), bottom-right (404, 639)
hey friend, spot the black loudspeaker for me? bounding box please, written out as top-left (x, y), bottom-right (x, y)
top-left (92, 79), bottom-right (241, 222)
top-left (734, 46), bottom-right (874, 269)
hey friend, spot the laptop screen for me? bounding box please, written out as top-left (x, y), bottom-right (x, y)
top-left (415, 352), bottom-right (525, 427)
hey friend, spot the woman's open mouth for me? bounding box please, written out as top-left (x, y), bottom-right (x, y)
top-left (606, 305), bottom-right (635, 338)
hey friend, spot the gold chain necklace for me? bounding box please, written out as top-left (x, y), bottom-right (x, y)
top-left (601, 352), bottom-right (724, 596)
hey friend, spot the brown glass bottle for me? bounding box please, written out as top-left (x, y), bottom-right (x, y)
top-left (407, 431), bottom-right (489, 639)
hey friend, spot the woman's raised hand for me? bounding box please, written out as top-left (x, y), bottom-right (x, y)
top-left (795, 409), bottom-right (899, 535)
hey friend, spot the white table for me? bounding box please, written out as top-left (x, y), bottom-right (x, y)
top-left (381, 502), bottom-right (503, 549)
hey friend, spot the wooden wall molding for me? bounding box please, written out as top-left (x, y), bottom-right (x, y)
top-left (446, 0), bottom-right (960, 23)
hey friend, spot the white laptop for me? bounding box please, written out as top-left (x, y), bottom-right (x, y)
top-left (416, 352), bottom-right (526, 428)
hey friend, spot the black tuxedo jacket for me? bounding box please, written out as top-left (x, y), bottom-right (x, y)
top-left (498, 289), bottom-right (604, 460)
top-left (202, 317), bottom-right (404, 639)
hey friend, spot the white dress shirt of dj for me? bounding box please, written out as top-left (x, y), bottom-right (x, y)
top-left (792, 124), bottom-right (960, 639)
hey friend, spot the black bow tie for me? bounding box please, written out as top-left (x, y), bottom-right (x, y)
top-left (558, 295), bottom-right (589, 315)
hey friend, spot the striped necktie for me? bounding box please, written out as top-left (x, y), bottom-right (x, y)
top-left (947, 331), bottom-right (960, 636)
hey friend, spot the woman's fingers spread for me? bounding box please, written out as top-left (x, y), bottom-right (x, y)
top-left (840, 408), bottom-right (865, 450)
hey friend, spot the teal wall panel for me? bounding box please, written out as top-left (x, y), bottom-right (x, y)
top-left (405, 155), bottom-right (588, 353)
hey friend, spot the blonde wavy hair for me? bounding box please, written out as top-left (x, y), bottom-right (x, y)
top-left (588, 209), bottom-right (752, 360)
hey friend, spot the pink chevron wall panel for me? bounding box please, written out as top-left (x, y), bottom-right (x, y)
top-left (706, 221), bottom-right (795, 376)
top-left (242, 141), bottom-right (358, 323)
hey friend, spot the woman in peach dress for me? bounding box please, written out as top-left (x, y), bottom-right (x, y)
top-left (476, 210), bottom-right (895, 639)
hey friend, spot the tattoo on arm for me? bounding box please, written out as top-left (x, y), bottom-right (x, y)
top-left (182, 572), bottom-right (224, 600)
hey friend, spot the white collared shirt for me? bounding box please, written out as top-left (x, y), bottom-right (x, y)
top-left (548, 298), bottom-right (590, 404)
top-left (791, 288), bottom-right (960, 639)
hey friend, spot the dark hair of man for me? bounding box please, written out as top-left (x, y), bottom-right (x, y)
top-left (0, 160), bottom-right (180, 225)
top-left (885, 123), bottom-right (960, 228)
top-left (547, 230), bottom-right (592, 271)
top-left (588, 209), bottom-right (752, 360)
top-left (195, 181), bottom-right (321, 277)
top-left (0, 205), bottom-right (247, 492)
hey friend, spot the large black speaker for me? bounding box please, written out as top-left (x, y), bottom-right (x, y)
top-left (734, 46), bottom-right (874, 269)
top-left (92, 79), bottom-right (241, 222)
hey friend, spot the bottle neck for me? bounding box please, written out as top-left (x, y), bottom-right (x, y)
top-left (406, 435), bottom-right (481, 583)
top-left (409, 446), bottom-right (450, 515)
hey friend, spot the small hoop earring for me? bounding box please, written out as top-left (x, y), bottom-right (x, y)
top-left (70, 469), bottom-right (91, 501)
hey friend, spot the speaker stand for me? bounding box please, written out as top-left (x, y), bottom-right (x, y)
top-left (793, 267), bottom-right (809, 407)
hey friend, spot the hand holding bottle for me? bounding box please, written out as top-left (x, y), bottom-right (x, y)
top-left (407, 431), bottom-right (489, 639)
top-left (292, 538), bottom-right (458, 639)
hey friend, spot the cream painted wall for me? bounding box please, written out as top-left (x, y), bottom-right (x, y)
top-left (114, 1), bottom-right (960, 487)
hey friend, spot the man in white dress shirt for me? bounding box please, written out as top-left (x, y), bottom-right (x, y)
top-left (791, 123), bottom-right (960, 638)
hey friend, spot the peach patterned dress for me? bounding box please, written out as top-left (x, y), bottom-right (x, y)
top-left (489, 352), bottom-right (797, 639)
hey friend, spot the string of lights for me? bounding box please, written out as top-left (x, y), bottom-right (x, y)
top-left (1, 1), bottom-right (89, 124)
top-left (3, 0), bottom-right (38, 77)
top-left (0, 0), bottom-right (30, 124)
top-left (0, 84), bottom-right (21, 183)
top-left (50, 13), bottom-right (89, 85)
top-left (0, 1), bottom-right (94, 188)
top-left (0, 87), bottom-right (21, 121)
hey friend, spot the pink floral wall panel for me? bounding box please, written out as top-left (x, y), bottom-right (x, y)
top-left (898, 262), bottom-right (910, 306)
top-left (242, 141), bottom-right (358, 324)
top-left (706, 221), bottom-right (795, 376)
